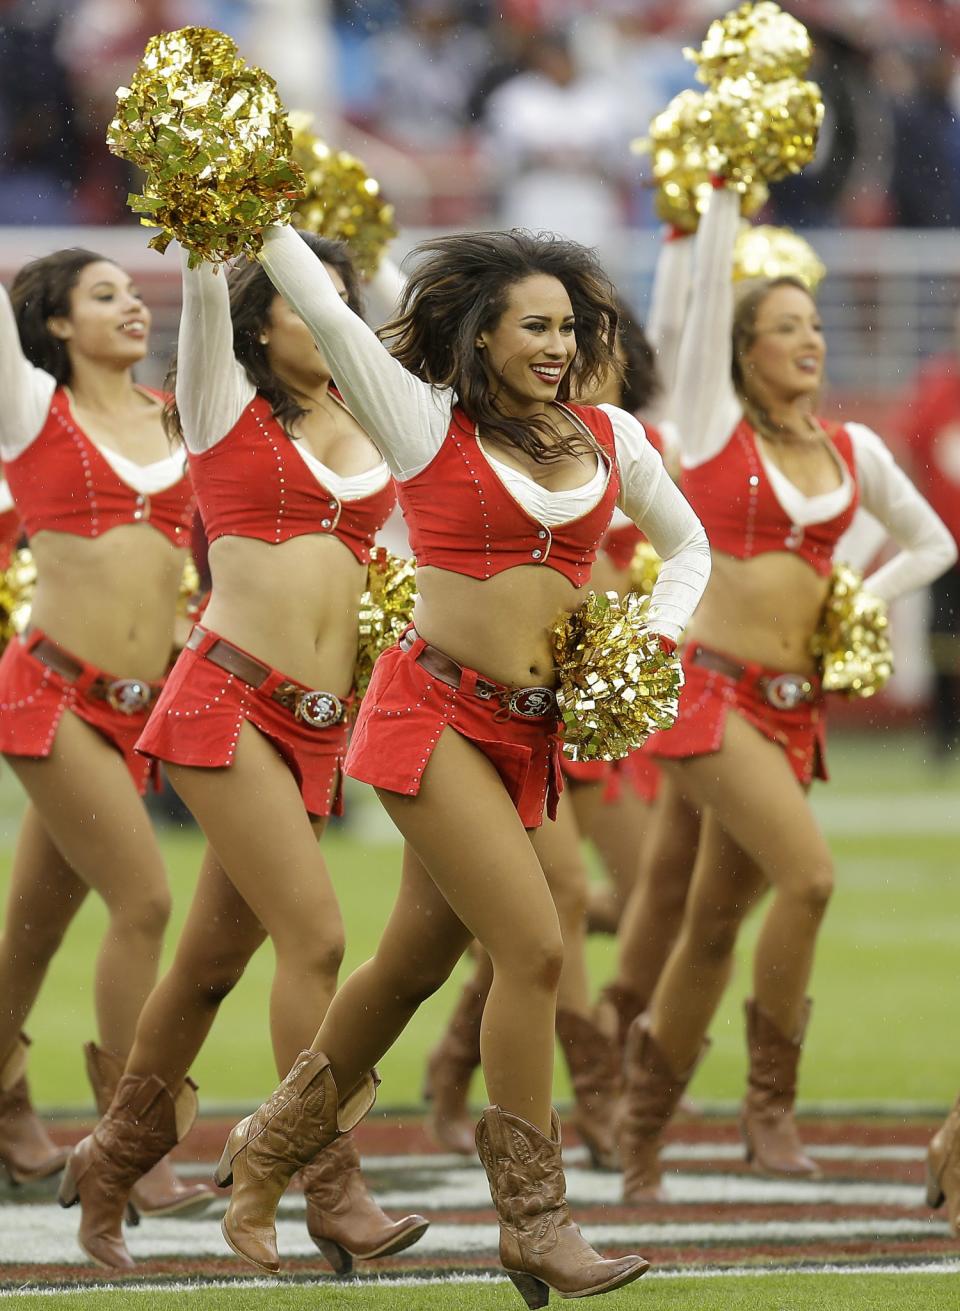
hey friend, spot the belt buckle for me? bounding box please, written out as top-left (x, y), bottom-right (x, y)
top-left (508, 687), bottom-right (556, 719)
top-left (763, 673), bottom-right (812, 711)
top-left (296, 690), bottom-right (344, 729)
top-left (106, 678), bottom-right (152, 715)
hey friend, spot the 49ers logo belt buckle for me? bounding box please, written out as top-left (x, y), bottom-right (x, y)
top-left (106, 678), bottom-right (153, 715)
top-left (295, 690), bottom-right (344, 729)
top-left (508, 687), bottom-right (556, 719)
top-left (762, 673), bottom-right (813, 711)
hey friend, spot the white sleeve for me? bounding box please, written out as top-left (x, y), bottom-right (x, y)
top-left (258, 225), bottom-right (451, 479)
top-left (834, 508), bottom-right (889, 574)
top-left (364, 254), bottom-right (407, 327)
top-left (603, 404), bottom-right (712, 642)
top-left (0, 284), bottom-right (57, 461)
top-left (176, 251), bottom-right (255, 453)
top-left (647, 233), bottom-right (693, 408)
top-left (849, 422), bottom-right (958, 602)
top-left (673, 187), bottom-right (742, 468)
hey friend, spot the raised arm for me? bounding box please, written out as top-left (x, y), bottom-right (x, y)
top-left (646, 231), bottom-right (693, 414)
top-left (0, 284), bottom-right (56, 462)
top-left (672, 186), bottom-right (742, 467)
top-left (176, 251), bottom-right (255, 453)
top-left (258, 225), bottom-right (451, 479)
top-left (849, 422), bottom-right (958, 602)
top-left (603, 405), bottom-right (711, 642)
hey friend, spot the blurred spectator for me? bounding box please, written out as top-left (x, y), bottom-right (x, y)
top-left (895, 323), bottom-right (960, 757)
top-left (889, 43), bottom-right (960, 226)
top-left (480, 31), bottom-right (632, 248)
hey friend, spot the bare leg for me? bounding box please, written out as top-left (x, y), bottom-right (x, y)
top-left (587, 789), bottom-right (648, 930)
top-left (0, 803), bottom-right (89, 1060)
top-left (7, 712), bottom-right (172, 1056)
top-left (530, 788), bottom-right (595, 1016)
top-left (314, 728), bottom-right (564, 1134)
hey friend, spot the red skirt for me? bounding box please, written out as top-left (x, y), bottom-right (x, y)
top-left (345, 630), bottom-right (563, 829)
top-left (0, 628), bottom-right (160, 794)
top-left (560, 758), bottom-right (613, 787)
top-left (646, 642), bottom-right (827, 787)
top-left (605, 750), bottom-right (662, 804)
top-left (136, 627), bottom-right (349, 818)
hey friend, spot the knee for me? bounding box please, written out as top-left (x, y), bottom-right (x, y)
top-left (110, 886), bottom-right (172, 940)
top-left (493, 931), bottom-right (565, 995)
top-left (275, 929), bottom-right (346, 985)
top-left (789, 861), bottom-right (834, 916)
top-left (685, 902), bottom-right (743, 965)
top-left (194, 958), bottom-right (248, 1008)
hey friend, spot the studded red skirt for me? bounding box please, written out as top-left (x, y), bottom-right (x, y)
top-left (345, 630), bottom-right (563, 828)
top-left (0, 628), bottom-right (160, 793)
top-left (136, 627), bottom-right (349, 818)
top-left (646, 642), bottom-right (827, 786)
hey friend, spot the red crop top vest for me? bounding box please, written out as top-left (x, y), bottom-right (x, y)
top-left (398, 403), bottom-right (620, 585)
top-left (601, 421), bottom-right (664, 569)
top-left (682, 417), bottom-right (859, 576)
top-left (188, 394), bottom-right (396, 563)
top-left (4, 388), bottom-right (194, 549)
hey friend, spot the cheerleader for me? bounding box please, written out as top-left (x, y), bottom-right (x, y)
top-left (618, 182), bottom-right (957, 1203)
top-left (58, 236), bottom-right (427, 1271)
top-left (0, 251), bottom-right (208, 1216)
top-left (206, 219), bottom-right (711, 1304)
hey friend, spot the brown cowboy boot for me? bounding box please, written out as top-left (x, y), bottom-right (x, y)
top-left (299, 1132), bottom-right (429, 1272)
top-left (620, 1017), bottom-right (708, 1203)
top-left (476, 1105), bottom-right (648, 1307)
top-left (58, 1072), bottom-right (200, 1269)
top-left (927, 1091), bottom-right (960, 1235)
top-left (423, 978), bottom-right (489, 1154)
top-left (0, 1033), bottom-right (68, 1184)
top-left (594, 985), bottom-right (700, 1119)
top-left (84, 1042), bottom-right (212, 1218)
top-left (555, 1009), bottom-right (620, 1171)
top-left (214, 1050), bottom-right (378, 1275)
top-left (740, 999), bottom-right (819, 1178)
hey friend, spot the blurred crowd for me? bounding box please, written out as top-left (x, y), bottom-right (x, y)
top-left (3, 0), bottom-right (960, 230)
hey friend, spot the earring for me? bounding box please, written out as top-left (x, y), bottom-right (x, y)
top-left (259, 335), bottom-right (269, 345)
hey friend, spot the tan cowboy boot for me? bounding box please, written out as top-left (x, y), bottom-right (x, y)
top-left (740, 999), bottom-right (819, 1178)
top-left (58, 1072), bottom-right (200, 1269)
top-left (214, 1050), bottom-right (378, 1275)
top-left (476, 1105), bottom-right (648, 1307)
top-left (299, 1132), bottom-right (428, 1272)
top-left (84, 1042), bottom-right (212, 1218)
top-left (620, 1017), bottom-right (708, 1203)
top-left (555, 1008), bottom-right (620, 1171)
top-left (595, 985), bottom-right (700, 1119)
top-left (927, 1091), bottom-right (960, 1235)
top-left (0, 1033), bottom-right (68, 1184)
top-left (423, 978), bottom-right (489, 1154)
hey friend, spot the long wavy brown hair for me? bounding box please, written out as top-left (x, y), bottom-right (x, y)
top-left (731, 275), bottom-right (820, 440)
top-left (163, 233), bottom-right (363, 442)
top-left (10, 248), bottom-right (109, 385)
top-left (381, 230), bottom-right (621, 463)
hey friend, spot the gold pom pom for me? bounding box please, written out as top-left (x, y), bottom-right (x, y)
top-left (733, 223), bottom-right (826, 289)
top-left (107, 26), bottom-right (304, 265)
top-left (701, 74), bottom-right (823, 189)
top-left (633, 88), bottom-right (768, 232)
top-left (287, 113), bottom-right (397, 278)
top-left (687, 1), bottom-right (813, 85)
top-left (809, 563), bottom-right (894, 698)
top-left (628, 541), bottom-right (662, 598)
top-left (355, 547), bottom-right (418, 702)
top-left (0, 548), bottom-right (37, 651)
top-left (551, 591), bottom-right (683, 762)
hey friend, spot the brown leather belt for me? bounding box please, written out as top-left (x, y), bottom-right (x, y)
top-left (26, 631), bottom-right (160, 716)
top-left (690, 645), bottom-right (817, 711)
top-left (186, 627), bottom-right (345, 728)
top-left (399, 627), bottom-right (557, 719)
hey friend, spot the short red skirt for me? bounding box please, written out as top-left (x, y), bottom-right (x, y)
top-left (0, 628), bottom-right (160, 794)
top-left (560, 758), bottom-right (613, 787)
top-left (646, 643), bottom-right (827, 787)
top-left (345, 631), bottom-right (563, 829)
top-left (606, 750), bottom-right (662, 804)
top-left (136, 627), bottom-right (349, 818)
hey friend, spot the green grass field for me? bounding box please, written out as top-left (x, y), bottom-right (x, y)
top-left (2, 727), bottom-right (958, 1112)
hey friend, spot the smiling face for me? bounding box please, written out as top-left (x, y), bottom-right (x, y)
top-left (46, 261), bottom-right (151, 369)
top-left (737, 282), bottom-right (825, 408)
top-left (478, 273), bottom-right (577, 417)
top-left (263, 262), bottom-right (348, 392)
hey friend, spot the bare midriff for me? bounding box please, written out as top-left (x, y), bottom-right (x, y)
top-left (686, 551), bottom-right (831, 675)
top-left (202, 533), bottom-right (367, 695)
top-left (27, 526), bottom-right (185, 681)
